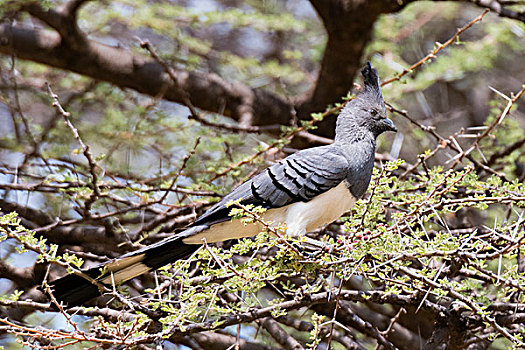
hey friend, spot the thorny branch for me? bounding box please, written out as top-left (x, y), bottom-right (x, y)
top-left (46, 83), bottom-right (101, 214)
top-left (0, 5), bottom-right (524, 350)
top-left (381, 9), bottom-right (490, 86)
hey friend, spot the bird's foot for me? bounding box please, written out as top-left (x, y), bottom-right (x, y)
top-left (294, 237), bottom-right (335, 259)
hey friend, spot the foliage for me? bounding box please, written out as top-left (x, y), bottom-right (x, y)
top-left (0, 0), bottom-right (524, 349)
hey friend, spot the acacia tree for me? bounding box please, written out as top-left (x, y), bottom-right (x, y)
top-left (0, 0), bottom-right (524, 349)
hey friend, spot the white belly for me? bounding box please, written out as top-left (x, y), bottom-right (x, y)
top-left (182, 182), bottom-right (356, 244)
top-left (285, 181), bottom-right (356, 235)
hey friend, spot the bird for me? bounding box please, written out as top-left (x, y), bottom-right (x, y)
top-left (47, 62), bottom-right (397, 307)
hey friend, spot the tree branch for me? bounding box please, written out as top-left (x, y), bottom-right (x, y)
top-left (185, 332), bottom-right (280, 350)
top-left (299, 0), bottom-right (408, 137)
top-left (21, 1), bottom-right (88, 50)
top-left (261, 317), bottom-right (304, 350)
top-left (0, 25), bottom-right (293, 129)
top-left (0, 261), bottom-right (36, 289)
top-left (459, 0), bottom-right (525, 22)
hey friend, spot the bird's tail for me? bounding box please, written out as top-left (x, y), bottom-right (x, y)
top-left (48, 227), bottom-right (205, 307)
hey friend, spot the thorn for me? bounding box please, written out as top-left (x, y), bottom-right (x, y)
top-left (489, 86), bottom-right (511, 101)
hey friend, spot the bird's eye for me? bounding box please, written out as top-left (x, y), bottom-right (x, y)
top-left (370, 109), bottom-right (378, 116)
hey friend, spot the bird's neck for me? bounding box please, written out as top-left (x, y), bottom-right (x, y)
top-left (336, 136), bottom-right (376, 163)
top-left (334, 124), bottom-right (376, 147)
top-left (335, 136), bottom-right (377, 199)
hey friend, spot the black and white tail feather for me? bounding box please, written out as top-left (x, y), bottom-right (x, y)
top-left (49, 228), bottom-right (203, 306)
top-left (47, 62), bottom-right (396, 307)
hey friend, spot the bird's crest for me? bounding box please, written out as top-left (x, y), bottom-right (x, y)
top-left (361, 62), bottom-right (383, 101)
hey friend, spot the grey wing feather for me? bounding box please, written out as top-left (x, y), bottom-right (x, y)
top-left (252, 147), bottom-right (349, 206)
top-left (194, 146), bottom-right (349, 226)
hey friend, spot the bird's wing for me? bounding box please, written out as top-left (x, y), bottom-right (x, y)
top-left (193, 146), bottom-right (349, 226)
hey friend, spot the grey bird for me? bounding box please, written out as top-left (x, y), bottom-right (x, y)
top-left (48, 62), bottom-right (397, 306)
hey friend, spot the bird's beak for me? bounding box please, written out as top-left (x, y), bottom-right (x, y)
top-left (383, 118), bottom-right (397, 132)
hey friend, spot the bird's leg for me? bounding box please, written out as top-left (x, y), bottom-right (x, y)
top-left (301, 237), bottom-right (330, 250)
top-left (287, 229), bottom-right (335, 258)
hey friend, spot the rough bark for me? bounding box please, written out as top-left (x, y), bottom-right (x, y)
top-left (182, 332), bottom-right (279, 350)
top-left (298, 0), bottom-right (405, 137)
top-left (0, 25), bottom-right (293, 128)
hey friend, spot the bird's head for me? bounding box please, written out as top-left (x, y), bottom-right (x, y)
top-left (335, 62), bottom-right (397, 142)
